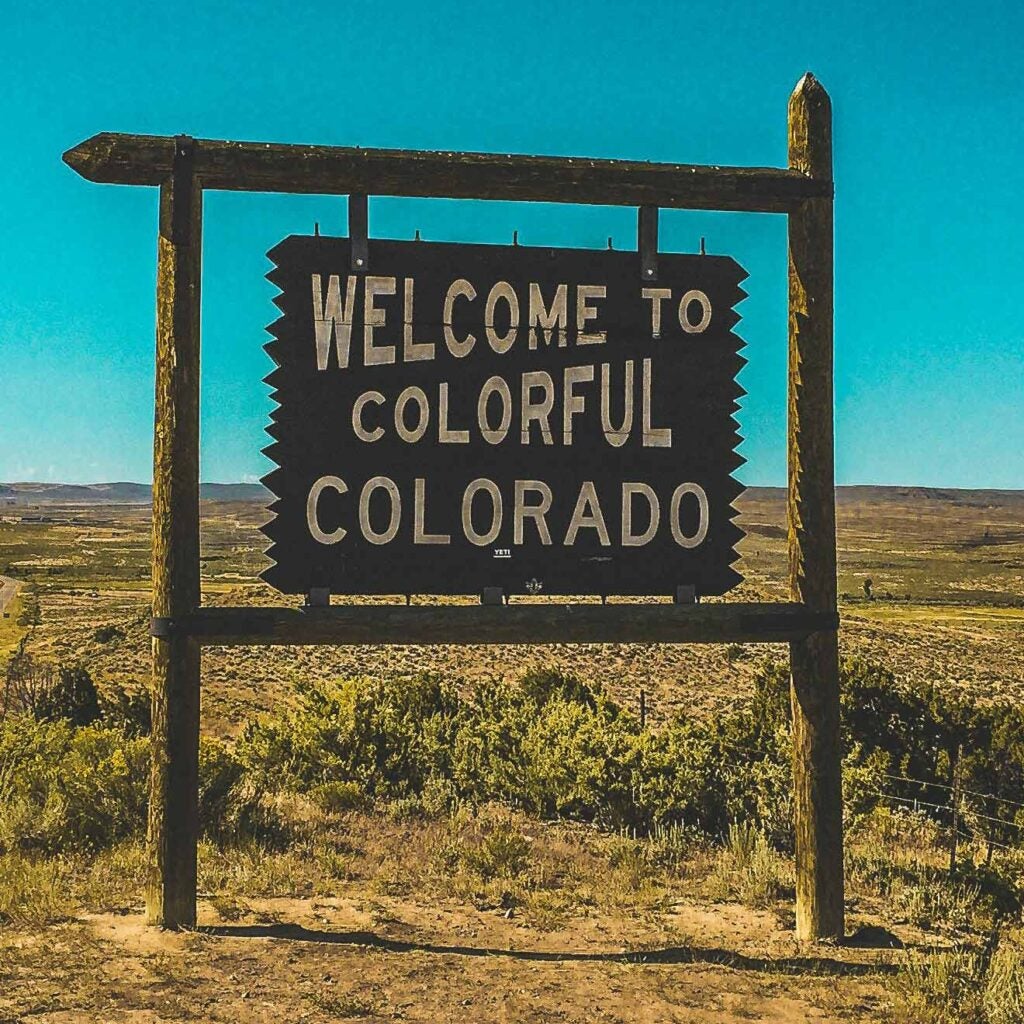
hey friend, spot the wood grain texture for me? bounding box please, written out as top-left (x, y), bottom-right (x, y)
top-left (62, 132), bottom-right (831, 212)
top-left (787, 74), bottom-right (844, 942)
top-left (147, 138), bottom-right (202, 930)
top-left (152, 602), bottom-right (838, 647)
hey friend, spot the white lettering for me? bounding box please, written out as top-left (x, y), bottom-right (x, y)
top-left (521, 370), bottom-right (554, 445)
top-left (678, 289), bottom-right (712, 333)
top-left (403, 278), bottom-right (435, 362)
top-left (477, 376), bottom-right (513, 445)
top-left (462, 478), bottom-right (502, 546)
top-left (563, 364), bottom-right (595, 445)
top-left (413, 478), bottom-right (450, 544)
top-left (352, 391), bottom-right (385, 443)
top-left (444, 279), bottom-right (477, 357)
top-left (642, 358), bottom-right (672, 447)
top-left (576, 284), bottom-right (606, 345)
top-left (364, 276), bottom-right (397, 365)
top-left (359, 476), bottom-right (401, 544)
top-left (621, 482), bottom-right (659, 546)
top-left (311, 274), bottom-right (357, 370)
top-left (484, 281), bottom-right (519, 354)
top-left (514, 480), bottom-right (553, 545)
top-left (600, 361), bottom-right (634, 447)
top-left (564, 480), bottom-right (610, 546)
top-left (438, 382), bottom-right (469, 444)
top-left (307, 475), bottom-right (348, 544)
top-left (641, 287), bottom-right (671, 338)
top-left (394, 386), bottom-right (429, 443)
top-left (670, 482), bottom-right (709, 548)
top-left (528, 283), bottom-right (568, 349)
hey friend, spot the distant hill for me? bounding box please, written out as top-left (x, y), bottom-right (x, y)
top-left (0, 481), bottom-right (272, 505)
top-left (0, 481), bottom-right (1020, 508)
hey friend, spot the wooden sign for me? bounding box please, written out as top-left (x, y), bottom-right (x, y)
top-left (261, 236), bottom-right (747, 597)
top-left (66, 75), bottom-right (842, 940)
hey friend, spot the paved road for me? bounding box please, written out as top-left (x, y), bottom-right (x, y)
top-left (0, 575), bottom-right (19, 617)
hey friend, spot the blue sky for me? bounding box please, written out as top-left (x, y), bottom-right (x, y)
top-left (1, 0), bottom-right (1021, 488)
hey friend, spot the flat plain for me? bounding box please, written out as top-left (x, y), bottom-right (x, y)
top-left (2, 485), bottom-right (1021, 733)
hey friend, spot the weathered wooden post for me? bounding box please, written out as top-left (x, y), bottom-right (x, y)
top-left (787, 74), bottom-right (844, 941)
top-left (147, 136), bottom-right (203, 928)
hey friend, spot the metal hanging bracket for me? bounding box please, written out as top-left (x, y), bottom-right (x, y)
top-left (349, 194), bottom-right (368, 271)
top-left (638, 205), bottom-right (659, 282)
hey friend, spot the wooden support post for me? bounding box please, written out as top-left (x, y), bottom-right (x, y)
top-left (147, 137), bottom-right (203, 929)
top-left (949, 744), bottom-right (963, 873)
top-left (787, 74), bottom-right (844, 942)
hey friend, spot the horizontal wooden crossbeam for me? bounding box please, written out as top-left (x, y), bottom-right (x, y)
top-left (63, 133), bottom-right (831, 212)
top-left (150, 602), bottom-right (839, 647)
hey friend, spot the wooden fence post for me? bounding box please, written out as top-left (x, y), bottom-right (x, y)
top-left (787, 74), bottom-right (844, 942)
top-left (146, 136), bottom-right (203, 929)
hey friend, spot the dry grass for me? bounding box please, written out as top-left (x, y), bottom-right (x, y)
top-left (0, 853), bottom-right (76, 926)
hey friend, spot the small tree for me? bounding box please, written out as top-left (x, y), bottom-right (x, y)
top-left (1, 641), bottom-right (56, 719)
top-left (34, 665), bottom-right (101, 727)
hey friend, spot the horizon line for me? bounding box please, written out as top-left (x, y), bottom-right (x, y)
top-left (3, 480), bottom-right (1023, 494)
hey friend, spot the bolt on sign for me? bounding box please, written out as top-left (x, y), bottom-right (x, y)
top-left (262, 237), bottom-right (748, 597)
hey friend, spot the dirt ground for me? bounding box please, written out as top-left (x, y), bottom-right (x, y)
top-left (1, 891), bottom-right (906, 1023)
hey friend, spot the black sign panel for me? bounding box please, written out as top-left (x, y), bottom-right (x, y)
top-left (261, 236), bottom-right (746, 597)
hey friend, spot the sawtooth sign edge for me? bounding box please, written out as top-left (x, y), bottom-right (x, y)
top-left (260, 235), bottom-right (747, 598)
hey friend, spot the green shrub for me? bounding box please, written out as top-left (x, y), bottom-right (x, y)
top-left (0, 714), bottom-right (147, 854)
top-left (199, 737), bottom-right (285, 847)
top-left (516, 694), bottom-right (639, 827)
top-left (16, 588), bottom-right (41, 627)
top-left (458, 816), bottom-right (531, 881)
top-left (98, 681), bottom-right (151, 737)
top-left (239, 674), bottom-right (462, 798)
top-left (309, 780), bottom-right (371, 814)
top-left (0, 714), bottom-right (280, 856)
top-left (92, 624), bottom-right (125, 644)
top-left (518, 667), bottom-right (600, 710)
top-left (239, 667), bottom-right (795, 843)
